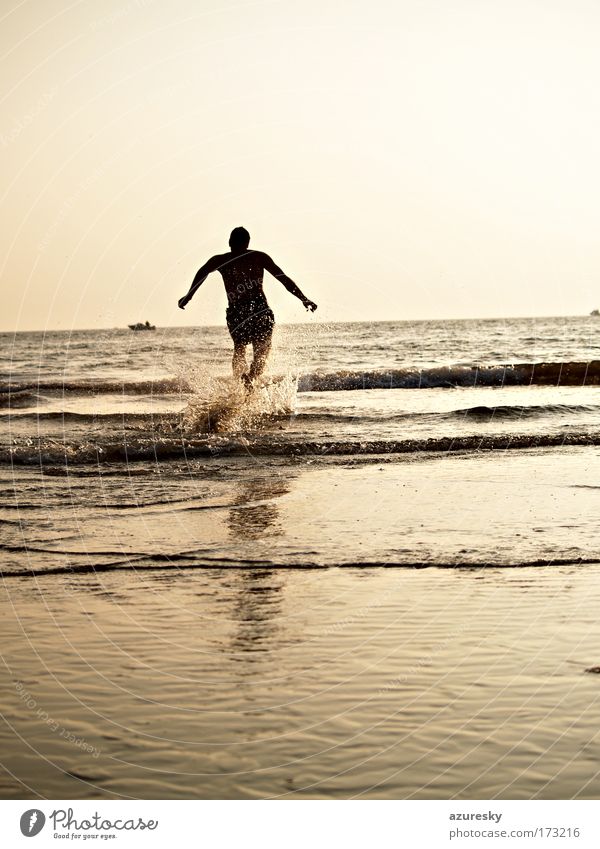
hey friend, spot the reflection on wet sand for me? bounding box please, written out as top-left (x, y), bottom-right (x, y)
top-left (226, 475), bottom-right (290, 541)
top-left (225, 477), bottom-right (291, 655)
top-left (228, 569), bottom-right (285, 659)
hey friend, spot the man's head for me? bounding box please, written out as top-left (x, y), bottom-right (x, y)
top-left (229, 227), bottom-right (250, 251)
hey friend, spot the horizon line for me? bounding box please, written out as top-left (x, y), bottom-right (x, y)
top-left (0, 312), bottom-right (595, 334)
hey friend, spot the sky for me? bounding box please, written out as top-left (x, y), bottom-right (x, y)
top-left (1, 0), bottom-right (600, 331)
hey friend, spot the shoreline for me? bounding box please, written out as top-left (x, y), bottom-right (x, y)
top-left (2, 445), bottom-right (599, 573)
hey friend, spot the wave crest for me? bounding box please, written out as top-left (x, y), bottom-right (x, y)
top-left (3, 431), bottom-right (599, 465)
top-left (2, 360), bottom-right (599, 399)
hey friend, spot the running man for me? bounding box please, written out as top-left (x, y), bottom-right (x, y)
top-left (178, 227), bottom-right (317, 386)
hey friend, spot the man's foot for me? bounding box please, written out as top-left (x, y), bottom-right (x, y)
top-left (241, 372), bottom-right (253, 392)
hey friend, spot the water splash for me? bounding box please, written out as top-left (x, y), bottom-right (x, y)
top-left (180, 372), bottom-right (299, 434)
top-left (161, 323), bottom-right (316, 433)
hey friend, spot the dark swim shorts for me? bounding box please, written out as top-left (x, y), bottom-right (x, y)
top-left (226, 298), bottom-right (275, 345)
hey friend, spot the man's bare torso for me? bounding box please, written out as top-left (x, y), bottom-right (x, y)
top-left (212, 250), bottom-right (272, 306)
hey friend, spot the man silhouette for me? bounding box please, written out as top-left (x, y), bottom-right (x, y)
top-left (179, 227), bottom-right (317, 386)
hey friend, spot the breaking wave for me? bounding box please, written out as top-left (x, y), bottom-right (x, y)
top-left (4, 401), bottom-right (598, 425)
top-left (3, 431), bottom-right (600, 465)
top-left (299, 361), bottom-right (600, 391)
top-left (0, 378), bottom-right (183, 398)
top-left (1, 360), bottom-right (600, 399)
top-left (449, 403), bottom-right (598, 420)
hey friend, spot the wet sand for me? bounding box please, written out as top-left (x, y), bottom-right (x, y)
top-left (2, 447), bottom-right (599, 572)
top-left (1, 448), bottom-right (600, 799)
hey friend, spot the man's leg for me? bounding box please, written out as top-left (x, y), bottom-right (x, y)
top-left (247, 331), bottom-right (272, 382)
top-left (232, 342), bottom-right (247, 379)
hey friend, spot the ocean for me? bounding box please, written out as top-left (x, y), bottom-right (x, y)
top-left (1, 315), bottom-right (600, 798)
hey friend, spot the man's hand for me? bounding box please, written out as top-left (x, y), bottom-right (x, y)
top-left (178, 295), bottom-right (189, 310)
top-left (303, 299), bottom-right (317, 312)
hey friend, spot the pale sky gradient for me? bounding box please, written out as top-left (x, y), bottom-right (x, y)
top-left (1, 0), bottom-right (599, 331)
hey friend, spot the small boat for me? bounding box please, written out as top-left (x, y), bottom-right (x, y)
top-left (128, 321), bottom-right (156, 331)
top-left (591, 309), bottom-right (600, 316)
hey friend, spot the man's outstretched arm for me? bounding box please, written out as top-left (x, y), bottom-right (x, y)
top-left (263, 254), bottom-right (317, 312)
top-left (178, 256), bottom-right (220, 309)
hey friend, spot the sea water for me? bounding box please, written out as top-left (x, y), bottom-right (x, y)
top-left (1, 317), bottom-right (600, 799)
top-left (1, 315), bottom-right (600, 572)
